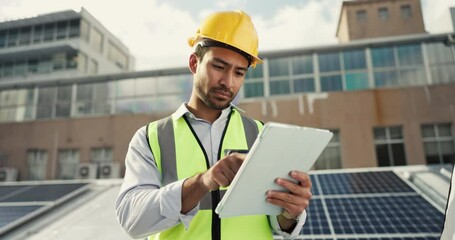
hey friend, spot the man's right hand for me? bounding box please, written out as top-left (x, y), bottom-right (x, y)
top-left (200, 152), bottom-right (246, 191)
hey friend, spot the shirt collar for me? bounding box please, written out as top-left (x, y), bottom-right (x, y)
top-left (172, 103), bottom-right (243, 121)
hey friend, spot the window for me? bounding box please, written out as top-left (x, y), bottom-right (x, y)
top-left (378, 7), bottom-right (389, 21)
top-left (68, 19), bottom-right (80, 38)
top-left (27, 149), bottom-right (48, 180)
top-left (58, 149), bottom-right (80, 179)
top-left (400, 5), bottom-right (412, 19)
top-left (244, 64), bottom-right (264, 98)
top-left (356, 10), bottom-right (367, 22)
top-left (7, 29), bottom-right (18, 47)
top-left (397, 44), bottom-right (423, 66)
top-left (373, 126), bottom-right (407, 166)
top-left (343, 49), bottom-right (366, 70)
top-left (293, 78), bottom-right (315, 93)
top-left (318, 52), bottom-right (340, 72)
top-left (56, 86), bottom-right (72, 117)
top-left (345, 72), bottom-right (369, 90)
top-left (91, 147), bottom-right (113, 163)
top-left (18, 27), bottom-right (31, 46)
top-left (371, 47), bottom-right (395, 68)
top-left (43, 23), bottom-right (55, 42)
top-left (0, 30), bottom-right (6, 48)
top-left (33, 25), bottom-right (43, 43)
top-left (56, 21), bottom-right (68, 39)
top-left (421, 123), bottom-right (455, 165)
top-left (315, 130), bottom-right (342, 170)
top-left (292, 55), bottom-right (313, 75)
top-left (36, 87), bottom-right (56, 119)
top-left (269, 58), bottom-right (290, 77)
top-left (320, 75), bottom-right (342, 92)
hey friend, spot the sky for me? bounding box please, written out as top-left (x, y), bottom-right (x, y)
top-left (0, 0), bottom-right (454, 70)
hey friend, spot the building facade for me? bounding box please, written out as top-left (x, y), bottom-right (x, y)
top-left (336, 0), bottom-right (426, 42)
top-left (0, 8), bottom-right (134, 84)
top-left (0, 31), bottom-right (454, 181)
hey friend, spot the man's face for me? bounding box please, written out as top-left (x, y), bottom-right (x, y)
top-left (192, 47), bottom-right (249, 110)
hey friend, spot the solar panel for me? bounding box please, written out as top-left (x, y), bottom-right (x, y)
top-left (0, 182), bottom-right (89, 236)
top-left (0, 205), bottom-right (43, 229)
top-left (0, 183), bottom-right (88, 202)
top-left (300, 170), bottom-right (444, 240)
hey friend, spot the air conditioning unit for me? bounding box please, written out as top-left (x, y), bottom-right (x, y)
top-left (75, 163), bottom-right (98, 179)
top-left (0, 167), bottom-right (18, 182)
top-left (98, 162), bottom-right (120, 179)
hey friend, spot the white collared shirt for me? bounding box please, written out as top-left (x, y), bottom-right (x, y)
top-left (115, 103), bottom-right (306, 239)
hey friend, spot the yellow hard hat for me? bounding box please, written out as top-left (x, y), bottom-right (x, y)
top-left (188, 10), bottom-right (262, 68)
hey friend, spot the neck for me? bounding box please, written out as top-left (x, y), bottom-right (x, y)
top-left (186, 98), bottom-right (225, 124)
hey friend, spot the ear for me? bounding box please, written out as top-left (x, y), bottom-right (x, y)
top-left (188, 53), bottom-right (198, 74)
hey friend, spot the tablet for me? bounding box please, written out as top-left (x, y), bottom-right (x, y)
top-left (215, 122), bottom-right (333, 218)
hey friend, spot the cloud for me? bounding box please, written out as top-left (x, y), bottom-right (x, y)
top-left (0, 0), bottom-right (454, 71)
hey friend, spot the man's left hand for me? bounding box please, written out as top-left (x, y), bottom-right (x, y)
top-left (266, 171), bottom-right (312, 220)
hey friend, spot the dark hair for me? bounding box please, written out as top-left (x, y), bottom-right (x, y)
top-left (194, 39), bottom-right (252, 67)
top-left (194, 44), bottom-right (210, 62)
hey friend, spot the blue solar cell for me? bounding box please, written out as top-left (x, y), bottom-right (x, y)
top-left (316, 171), bottom-right (414, 195)
top-left (326, 196), bottom-right (444, 235)
top-left (301, 199), bottom-right (331, 235)
top-left (0, 205), bottom-right (44, 229)
top-left (0, 183), bottom-right (88, 202)
top-left (310, 175), bottom-right (320, 196)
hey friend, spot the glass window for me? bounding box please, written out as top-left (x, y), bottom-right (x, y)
top-left (66, 51), bottom-right (78, 69)
top-left (294, 78), bottom-right (315, 93)
top-left (421, 123), bottom-right (455, 165)
top-left (356, 10), bottom-right (367, 22)
top-left (320, 75), bottom-right (342, 92)
top-left (292, 55), bottom-right (313, 75)
top-left (43, 23), bottom-right (55, 42)
top-left (343, 49), bottom-right (366, 70)
top-left (431, 65), bottom-right (455, 84)
top-left (91, 147), bottom-right (113, 163)
top-left (3, 62), bottom-right (14, 77)
top-left (19, 27), bottom-right (31, 46)
top-left (0, 30), bottom-right (6, 48)
top-left (246, 63), bottom-right (263, 79)
top-left (69, 19), bottom-right (80, 38)
top-left (244, 82), bottom-right (264, 98)
top-left (58, 149), bottom-right (80, 179)
top-left (28, 58), bottom-right (39, 73)
top-left (77, 52), bottom-right (87, 73)
top-left (315, 130), bottom-right (342, 170)
top-left (400, 5), bottom-right (412, 19)
top-left (371, 47), bottom-right (395, 68)
top-left (53, 52), bottom-right (66, 71)
top-left (378, 7), bottom-right (389, 20)
top-left (345, 72), bottom-right (369, 90)
top-left (269, 58), bottom-right (289, 77)
top-left (426, 42), bottom-right (455, 65)
top-left (33, 25), bottom-right (43, 43)
top-left (27, 149), bottom-right (48, 180)
top-left (318, 52), bottom-right (340, 72)
top-left (397, 44), bottom-right (423, 66)
top-left (56, 86), bottom-right (72, 118)
top-left (374, 70), bottom-right (398, 87)
top-left (38, 57), bottom-right (52, 74)
top-left (37, 87), bottom-right (56, 119)
top-left (156, 75), bottom-right (192, 95)
top-left (14, 60), bottom-right (27, 76)
top-left (56, 21), bottom-right (67, 39)
top-left (7, 29), bottom-right (18, 47)
top-left (373, 126), bottom-right (407, 166)
top-left (399, 69), bottom-right (425, 86)
top-left (270, 79), bottom-right (291, 95)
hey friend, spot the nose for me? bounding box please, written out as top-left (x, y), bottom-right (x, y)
top-left (220, 70), bottom-right (235, 89)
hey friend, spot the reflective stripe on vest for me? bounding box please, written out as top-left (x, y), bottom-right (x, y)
top-left (147, 108), bottom-right (272, 240)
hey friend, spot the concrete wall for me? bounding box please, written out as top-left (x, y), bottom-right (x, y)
top-left (0, 83), bottom-right (454, 180)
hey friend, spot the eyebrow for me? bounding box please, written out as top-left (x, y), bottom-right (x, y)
top-left (213, 57), bottom-right (248, 72)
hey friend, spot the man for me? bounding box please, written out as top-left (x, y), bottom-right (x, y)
top-left (116, 10), bottom-right (312, 240)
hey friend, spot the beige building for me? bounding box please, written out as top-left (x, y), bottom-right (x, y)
top-left (336, 0), bottom-right (426, 42)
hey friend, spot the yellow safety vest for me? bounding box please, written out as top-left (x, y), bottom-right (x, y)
top-left (147, 108), bottom-right (273, 240)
